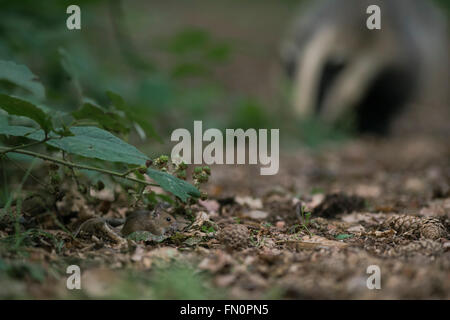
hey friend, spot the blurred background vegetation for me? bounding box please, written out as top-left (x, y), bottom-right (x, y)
top-left (0, 0), bottom-right (343, 153)
top-left (0, 0), bottom-right (448, 153)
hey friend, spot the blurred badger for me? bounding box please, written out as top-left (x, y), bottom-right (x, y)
top-left (281, 0), bottom-right (448, 134)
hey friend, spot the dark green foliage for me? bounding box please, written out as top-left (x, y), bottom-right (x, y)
top-left (0, 59), bottom-right (200, 203)
top-left (0, 94), bottom-right (53, 133)
top-left (147, 168), bottom-right (201, 202)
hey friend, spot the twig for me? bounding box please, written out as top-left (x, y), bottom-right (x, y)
top-left (0, 138), bottom-right (49, 155)
top-left (0, 147), bottom-right (159, 188)
top-left (121, 167), bottom-right (139, 177)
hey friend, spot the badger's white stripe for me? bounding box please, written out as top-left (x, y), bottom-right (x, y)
top-left (321, 51), bottom-right (386, 124)
top-left (293, 25), bottom-right (337, 117)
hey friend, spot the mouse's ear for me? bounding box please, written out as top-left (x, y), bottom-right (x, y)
top-left (151, 209), bottom-right (160, 218)
top-left (153, 202), bottom-right (162, 213)
top-left (153, 202), bottom-right (171, 217)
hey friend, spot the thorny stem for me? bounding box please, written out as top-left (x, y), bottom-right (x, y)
top-left (121, 167), bottom-right (139, 177)
top-left (0, 147), bottom-right (159, 188)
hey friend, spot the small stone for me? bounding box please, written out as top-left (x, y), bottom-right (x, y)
top-left (235, 196), bottom-right (263, 209)
top-left (276, 221), bottom-right (285, 229)
top-left (244, 210), bottom-right (269, 220)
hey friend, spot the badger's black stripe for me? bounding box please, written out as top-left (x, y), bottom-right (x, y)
top-left (316, 60), bottom-right (347, 115)
top-left (355, 66), bottom-right (416, 134)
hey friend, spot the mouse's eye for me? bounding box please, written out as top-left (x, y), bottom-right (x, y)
top-left (166, 217), bottom-right (171, 222)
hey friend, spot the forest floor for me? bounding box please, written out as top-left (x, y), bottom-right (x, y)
top-left (1, 133), bottom-right (449, 299)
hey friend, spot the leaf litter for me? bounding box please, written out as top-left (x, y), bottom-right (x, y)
top-left (0, 136), bottom-right (449, 299)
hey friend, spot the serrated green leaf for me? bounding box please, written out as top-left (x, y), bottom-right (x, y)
top-left (0, 125), bottom-right (149, 166)
top-left (0, 125), bottom-right (45, 139)
top-left (58, 47), bottom-right (81, 88)
top-left (46, 126), bottom-right (149, 165)
top-left (155, 194), bottom-right (175, 204)
top-left (0, 94), bottom-right (52, 133)
top-left (146, 168), bottom-right (200, 202)
top-left (106, 91), bottom-right (127, 111)
top-left (58, 48), bottom-right (78, 79)
top-left (107, 90), bottom-right (161, 142)
top-left (0, 124), bottom-right (199, 202)
top-left (0, 113), bottom-right (7, 126)
top-left (53, 125), bottom-right (74, 137)
top-left (0, 60), bottom-right (45, 100)
top-left (0, 125), bottom-right (151, 168)
top-left (72, 102), bottom-right (129, 134)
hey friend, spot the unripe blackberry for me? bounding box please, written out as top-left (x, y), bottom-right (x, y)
top-left (194, 166), bottom-right (203, 174)
top-left (138, 167), bottom-right (147, 174)
top-left (177, 170), bottom-right (187, 180)
top-left (178, 162), bottom-right (188, 170)
top-left (202, 166), bottom-right (211, 175)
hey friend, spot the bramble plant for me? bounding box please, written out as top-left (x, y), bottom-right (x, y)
top-left (0, 60), bottom-right (202, 214)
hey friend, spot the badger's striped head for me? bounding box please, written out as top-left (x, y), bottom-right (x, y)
top-left (280, 0), bottom-right (444, 134)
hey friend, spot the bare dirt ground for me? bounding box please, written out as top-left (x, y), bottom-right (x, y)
top-left (1, 133), bottom-right (448, 299)
top-left (199, 134), bottom-right (450, 299)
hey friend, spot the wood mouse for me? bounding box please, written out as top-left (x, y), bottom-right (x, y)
top-left (121, 207), bottom-right (177, 236)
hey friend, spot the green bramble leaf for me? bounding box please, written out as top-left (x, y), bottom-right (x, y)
top-left (107, 90), bottom-right (161, 142)
top-left (72, 102), bottom-right (129, 135)
top-left (53, 125), bottom-right (74, 137)
top-left (0, 113), bottom-right (7, 126)
top-left (147, 168), bottom-right (201, 202)
top-left (0, 125), bottom-right (148, 165)
top-left (0, 60), bottom-right (45, 100)
top-left (0, 125), bottom-right (45, 139)
top-left (0, 94), bottom-right (53, 133)
top-left (46, 126), bottom-right (149, 165)
top-left (0, 125), bottom-right (200, 202)
top-left (58, 47), bottom-right (82, 91)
